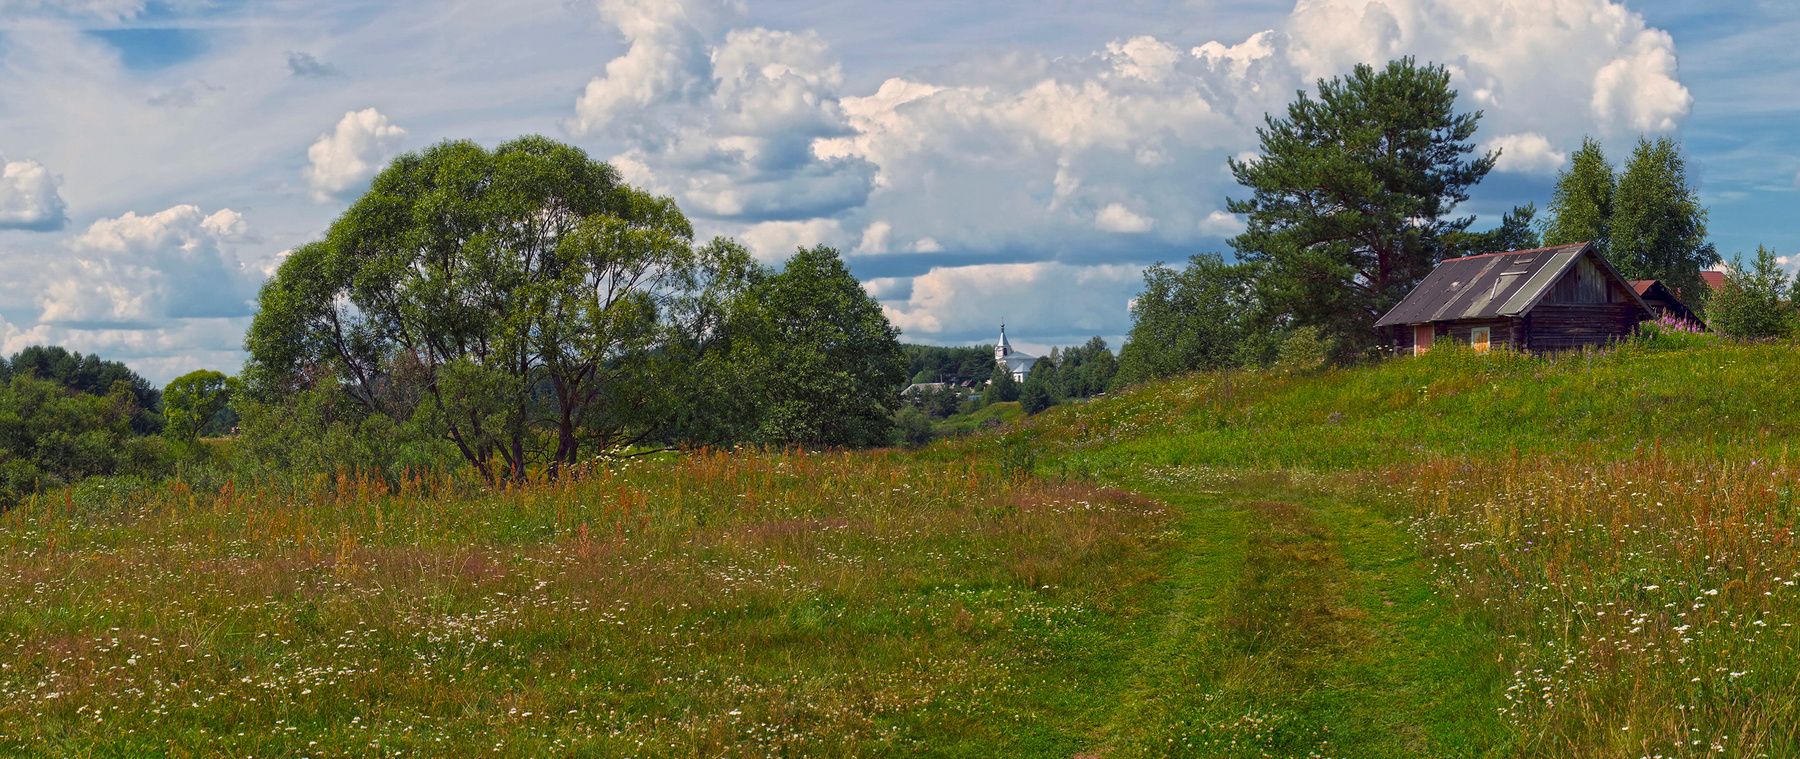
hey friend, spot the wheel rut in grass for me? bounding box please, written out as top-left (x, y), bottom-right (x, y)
top-left (1085, 478), bottom-right (1506, 758)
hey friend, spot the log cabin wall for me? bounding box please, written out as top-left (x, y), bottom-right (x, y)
top-left (1526, 303), bottom-right (1642, 350)
top-left (1442, 318), bottom-right (1513, 349)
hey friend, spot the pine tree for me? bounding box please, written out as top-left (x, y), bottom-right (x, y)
top-left (1612, 137), bottom-right (1718, 298)
top-left (1542, 137), bottom-right (1616, 253)
top-left (1227, 57), bottom-right (1494, 354)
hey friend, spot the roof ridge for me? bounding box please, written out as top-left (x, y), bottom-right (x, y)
top-left (1441, 242), bottom-right (1588, 262)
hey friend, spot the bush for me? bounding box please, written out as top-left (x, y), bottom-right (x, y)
top-left (1707, 246), bottom-right (1796, 340)
top-left (892, 407), bottom-right (935, 448)
top-left (1274, 326), bottom-right (1335, 372)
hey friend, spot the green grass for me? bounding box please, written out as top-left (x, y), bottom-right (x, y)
top-left (9, 335), bottom-right (1800, 757)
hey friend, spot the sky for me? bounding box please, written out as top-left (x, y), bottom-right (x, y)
top-left (0, 0), bottom-right (1794, 383)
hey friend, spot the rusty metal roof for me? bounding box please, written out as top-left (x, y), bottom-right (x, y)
top-left (1375, 242), bottom-right (1650, 327)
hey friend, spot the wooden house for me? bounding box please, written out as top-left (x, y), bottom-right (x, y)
top-left (1376, 242), bottom-right (1654, 355)
top-left (1629, 279), bottom-right (1703, 325)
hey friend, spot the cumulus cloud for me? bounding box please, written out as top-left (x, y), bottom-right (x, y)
top-left (37, 205), bottom-right (260, 328)
top-left (878, 262), bottom-right (1143, 340)
top-left (1487, 132), bottom-right (1567, 175)
top-left (1096, 203), bottom-right (1154, 233)
top-left (303, 108), bottom-right (406, 202)
top-left (738, 218), bottom-right (842, 261)
top-left (572, 0), bottom-right (875, 225)
top-left (0, 153), bottom-right (67, 230)
top-left (1199, 210), bottom-right (1246, 236)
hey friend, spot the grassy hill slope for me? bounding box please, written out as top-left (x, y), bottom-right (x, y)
top-left (5, 339), bottom-right (1799, 757)
top-left (935, 339), bottom-right (1800, 757)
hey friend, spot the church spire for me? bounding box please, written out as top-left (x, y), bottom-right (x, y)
top-left (996, 322), bottom-right (1011, 362)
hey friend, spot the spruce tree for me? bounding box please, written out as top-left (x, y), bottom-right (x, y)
top-left (1612, 137), bottom-right (1718, 298)
top-left (1542, 137), bottom-right (1616, 253)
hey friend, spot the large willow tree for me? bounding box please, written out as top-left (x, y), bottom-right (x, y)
top-left (244, 136), bottom-right (752, 482)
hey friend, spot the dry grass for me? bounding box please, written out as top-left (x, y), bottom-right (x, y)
top-left (0, 449), bottom-right (1172, 757)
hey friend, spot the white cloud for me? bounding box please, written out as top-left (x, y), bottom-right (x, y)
top-left (0, 0), bottom-right (143, 21)
top-left (1487, 132), bottom-right (1567, 175)
top-left (38, 205), bottom-right (259, 327)
top-left (910, 237), bottom-right (943, 253)
top-left (571, 1), bottom-right (875, 223)
top-left (772, 0), bottom-right (1689, 259)
top-left (879, 262), bottom-right (1143, 340)
top-left (1096, 203), bottom-right (1154, 233)
top-left (1199, 210), bottom-right (1246, 236)
top-left (0, 153), bottom-right (67, 230)
top-left (854, 221), bottom-right (891, 254)
top-left (303, 108), bottom-right (407, 202)
top-left (738, 218), bottom-right (843, 261)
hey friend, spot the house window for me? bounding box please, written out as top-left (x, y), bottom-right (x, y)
top-left (1471, 326), bottom-right (1491, 353)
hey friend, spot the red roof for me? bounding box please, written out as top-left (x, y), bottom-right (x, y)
top-left (1701, 270), bottom-right (1726, 291)
top-left (1630, 280), bottom-right (1656, 296)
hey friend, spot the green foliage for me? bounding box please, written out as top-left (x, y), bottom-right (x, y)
top-left (1228, 57), bottom-right (1494, 353)
top-left (1611, 137), bottom-right (1718, 297)
top-left (891, 406), bottom-right (935, 447)
top-left (1541, 137), bottom-right (1617, 254)
top-left (987, 365), bottom-right (1021, 403)
top-left (1274, 325), bottom-right (1334, 372)
top-left (0, 376), bottom-right (173, 507)
top-left (1053, 336), bottom-right (1118, 398)
top-left (902, 344), bottom-right (996, 386)
top-left (1115, 253), bottom-right (1261, 386)
top-left (908, 384), bottom-right (962, 419)
top-left (162, 370), bottom-right (236, 441)
top-left (1019, 372), bottom-right (1059, 415)
top-left (6, 345), bottom-right (163, 434)
top-left (731, 245), bottom-right (908, 448)
top-left (1445, 203), bottom-right (1540, 257)
top-left (1707, 246), bottom-right (1796, 340)
top-left (243, 136), bottom-right (738, 481)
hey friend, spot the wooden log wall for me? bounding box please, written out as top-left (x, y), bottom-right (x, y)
top-left (1525, 304), bottom-right (1642, 351)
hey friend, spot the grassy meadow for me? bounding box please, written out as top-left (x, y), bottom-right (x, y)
top-left (7, 337), bottom-right (1800, 757)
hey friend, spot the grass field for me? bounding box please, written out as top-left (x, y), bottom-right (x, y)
top-left (5, 338), bottom-right (1800, 757)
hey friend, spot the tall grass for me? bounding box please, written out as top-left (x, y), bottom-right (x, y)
top-left (1402, 451), bottom-right (1800, 757)
top-left (0, 449), bottom-right (1170, 757)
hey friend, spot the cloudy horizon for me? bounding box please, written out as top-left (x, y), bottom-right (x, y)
top-left (0, 0), bottom-right (1795, 383)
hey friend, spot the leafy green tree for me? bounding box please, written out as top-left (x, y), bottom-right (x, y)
top-left (1056, 337), bottom-right (1117, 398)
top-left (1611, 137), bottom-right (1719, 298)
top-left (734, 245), bottom-right (908, 448)
top-left (1022, 377), bottom-right (1058, 417)
top-left (163, 370), bottom-right (236, 441)
top-left (1227, 57), bottom-right (1495, 353)
top-left (1541, 137), bottom-right (1616, 254)
top-left (892, 406), bottom-right (934, 447)
top-left (244, 136), bottom-right (711, 482)
top-left (1707, 246), bottom-right (1795, 340)
top-left (0, 376), bottom-right (172, 506)
top-left (6, 346), bottom-right (162, 434)
top-left (1115, 254), bottom-right (1261, 386)
top-left (987, 365), bottom-right (1021, 403)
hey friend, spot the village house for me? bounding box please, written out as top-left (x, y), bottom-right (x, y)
top-left (1376, 242), bottom-right (1655, 355)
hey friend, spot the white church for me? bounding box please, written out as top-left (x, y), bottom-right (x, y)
top-left (994, 324), bottom-right (1038, 383)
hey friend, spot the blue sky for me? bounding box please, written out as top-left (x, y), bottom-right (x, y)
top-left (0, 0), bottom-right (1793, 382)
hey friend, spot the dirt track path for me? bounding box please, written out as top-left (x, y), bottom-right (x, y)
top-left (1081, 475), bottom-right (1509, 758)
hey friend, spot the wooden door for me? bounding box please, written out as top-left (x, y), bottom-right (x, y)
top-left (1414, 324), bottom-right (1434, 355)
